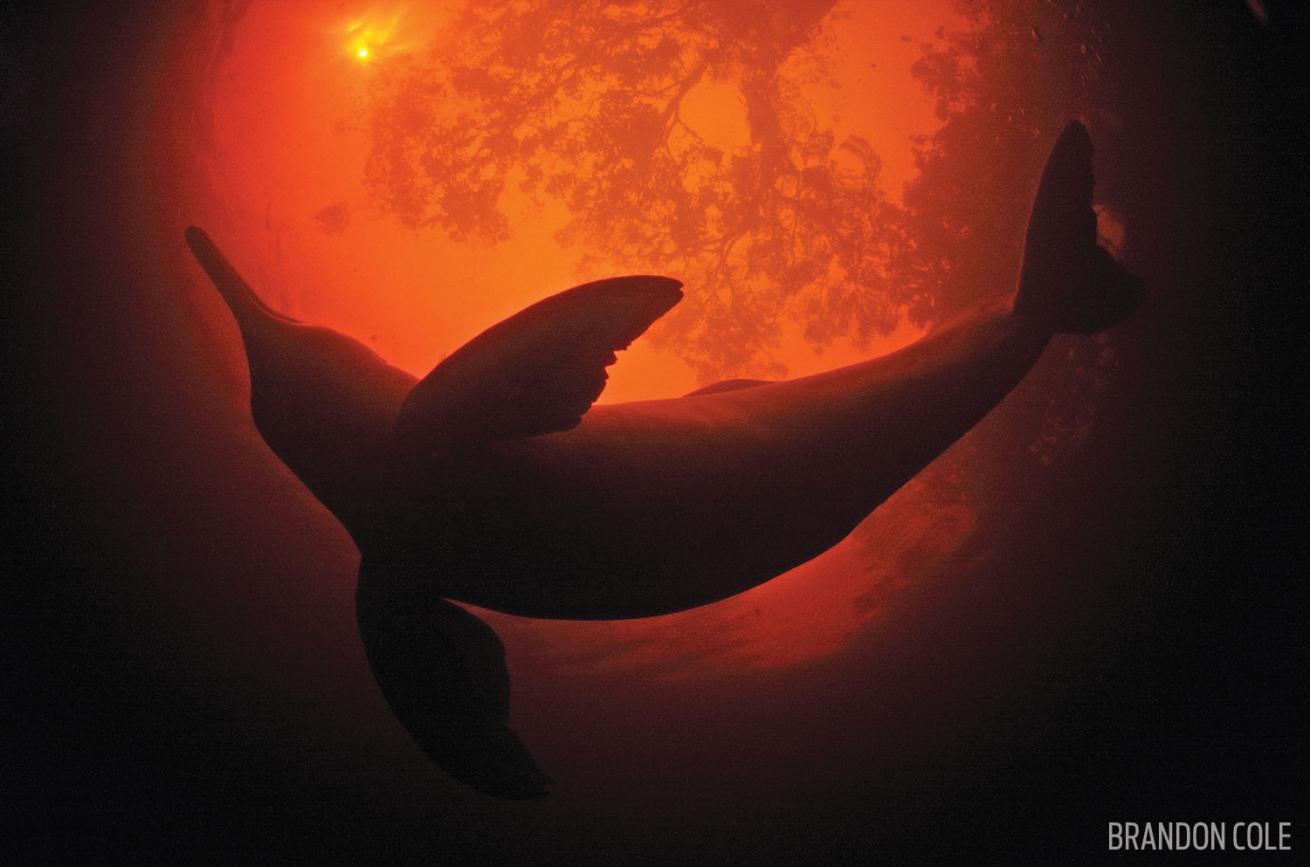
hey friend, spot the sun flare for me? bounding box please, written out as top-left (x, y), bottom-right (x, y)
top-left (344, 11), bottom-right (406, 63)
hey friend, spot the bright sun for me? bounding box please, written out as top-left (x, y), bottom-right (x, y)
top-left (344, 12), bottom-right (406, 63)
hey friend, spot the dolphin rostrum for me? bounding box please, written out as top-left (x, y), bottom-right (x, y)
top-left (185, 121), bottom-right (1140, 799)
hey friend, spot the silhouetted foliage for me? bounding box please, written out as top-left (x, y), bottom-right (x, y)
top-left (366, 0), bottom-right (1117, 386)
top-left (899, 0), bottom-right (1108, 324)
top-left (368, 0), bottom-right (924, 377)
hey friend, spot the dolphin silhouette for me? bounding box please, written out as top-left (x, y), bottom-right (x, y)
top-left (185, 122), bottom-right (1139, 799)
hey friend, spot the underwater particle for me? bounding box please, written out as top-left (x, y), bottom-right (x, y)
top-left (315, 201), bottom-right (351, 235)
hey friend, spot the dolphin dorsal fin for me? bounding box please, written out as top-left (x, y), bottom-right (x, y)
top-left (396, 275), bottom-right (682, 446)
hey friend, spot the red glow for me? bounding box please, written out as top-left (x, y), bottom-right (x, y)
top-left (196, 0), bottom-right (1014, 678)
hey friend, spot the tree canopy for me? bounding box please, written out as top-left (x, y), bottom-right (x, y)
top-left (366, 0), bottom-right (1110, 381)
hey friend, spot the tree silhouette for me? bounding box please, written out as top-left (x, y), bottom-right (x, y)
top-left (365, 0), bottom-right (924, 378)
top-left (895, 0), bottom-right (1108, 325)
top-left (366, 0), bottom-right (1119, 389)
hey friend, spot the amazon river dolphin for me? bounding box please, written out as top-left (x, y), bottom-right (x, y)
top-left (185, 121), bottom-right (1140, 799)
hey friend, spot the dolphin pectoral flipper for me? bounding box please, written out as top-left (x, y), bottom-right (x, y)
top-left (395, 275), bottom-right (683, 446)
top-left (356, 561), bottom-right (550, 799)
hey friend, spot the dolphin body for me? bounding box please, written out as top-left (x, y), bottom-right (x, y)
top-left (186, 122), bottom-right (1139, 799)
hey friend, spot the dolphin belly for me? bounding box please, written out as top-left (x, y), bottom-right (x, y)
top-left (432, 293), bottom-right (1048, 619)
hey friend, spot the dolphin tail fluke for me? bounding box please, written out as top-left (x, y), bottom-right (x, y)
top-left (1013, 122), bottom-right (1142, 334)
top-left (356, 561), bottom-right (551, 799)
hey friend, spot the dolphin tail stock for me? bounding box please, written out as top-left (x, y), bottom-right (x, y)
top-left (1013, 122), bottom-right (1142, 335)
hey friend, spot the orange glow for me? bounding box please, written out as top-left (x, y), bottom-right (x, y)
top-left (208, 1), bottom-right (955, 395)
top-left (201, 0), bottom-right (970, 675)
